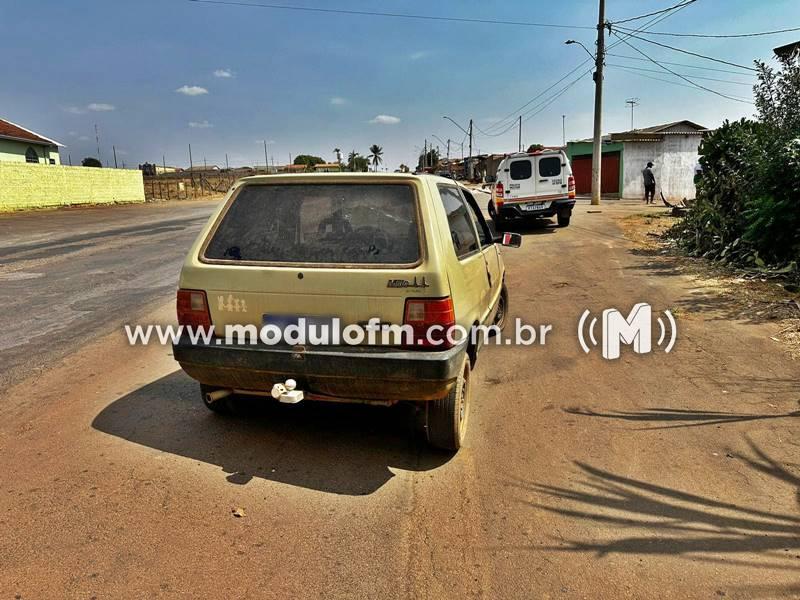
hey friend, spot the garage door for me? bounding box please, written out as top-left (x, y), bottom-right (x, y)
top-left (570, 152), bottom-right (620, 195)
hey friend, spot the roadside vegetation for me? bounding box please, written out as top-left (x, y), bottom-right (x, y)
top-left (669, 53), bottom-right (800, 275)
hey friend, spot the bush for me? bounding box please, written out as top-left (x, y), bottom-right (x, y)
top-left (671, 55), bottom-right (800, 270)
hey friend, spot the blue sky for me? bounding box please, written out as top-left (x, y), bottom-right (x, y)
top-left (2, 0), bottom-right (799, 170)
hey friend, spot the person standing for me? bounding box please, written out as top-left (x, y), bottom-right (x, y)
top-left (642, 162), bottom-right (656, 204)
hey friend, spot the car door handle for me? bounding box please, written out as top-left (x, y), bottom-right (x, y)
top-left (539, 179), bottom-right (548, 183)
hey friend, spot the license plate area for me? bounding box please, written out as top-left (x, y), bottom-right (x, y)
top-left (521, 201), bottom-right (551, 212)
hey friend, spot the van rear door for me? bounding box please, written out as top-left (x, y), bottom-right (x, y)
top-left (534, 153), bottom-right (567, 199)
top-left (505, 157), bottom-right (536, 202)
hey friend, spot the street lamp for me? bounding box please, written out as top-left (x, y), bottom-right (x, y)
top-left (565, 39), bottom-right (595, 61)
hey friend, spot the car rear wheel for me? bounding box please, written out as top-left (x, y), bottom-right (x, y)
top-left (425, 355), bottom-right (471, 451)
top-left (557, 213), bottom-right (571, 227)
top-left (200, 384), bottom-right (232, 414)
top-left (487, 200), bottom-right (504, 226)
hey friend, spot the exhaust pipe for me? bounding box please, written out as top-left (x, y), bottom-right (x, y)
top-left (206, 389), bottom-right (233, 403)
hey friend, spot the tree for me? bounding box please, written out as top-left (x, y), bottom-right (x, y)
top-left (417, 148), bottom-right (440, 171)
top-left (670, 52), bottom-right (800, 268)
top-left (333, 148), bottom-right (342, 166)
top-left (346, 151), bottom-right (369, 172)
top-left (82, 157), bottom-right (102, 168)
top-left (398, 164), bottom-right (410, 173)
top-left (293, 154), bottom-right (324, 170)
top-left (368, 144), bottom-right (383, 172)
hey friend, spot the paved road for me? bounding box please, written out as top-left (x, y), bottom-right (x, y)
top-left (0, 201), bottom-right (218, 388)
top-left (1, 198), bottom-right (798, 598)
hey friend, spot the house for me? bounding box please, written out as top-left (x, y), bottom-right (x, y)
top-left (0, 117), bottom-right (63, 165)
top-left (313, 163), bottom-right (342, 173)
top-left (566, 120), bottom-right (708, 200)
top-left (774, 41), bottom-right (800, 59)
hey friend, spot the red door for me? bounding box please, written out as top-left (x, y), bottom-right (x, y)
top-left (570, 152), bottom-right (620, 195)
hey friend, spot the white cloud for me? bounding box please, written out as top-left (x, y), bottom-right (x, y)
top-left (189, 120), bottom-right (213, 128)
top-left (63, 106), bottom-right (86, 114)
top-left (409, 51), bottom-right (430, 60)
top-left (369, 114), bottom-right (401, 125)
top-left (330, 97), bottom-right (348, 106)
top-left (176, 85), bottom-right (209, 96)
top-left (88, 103), bottom-right (115, 112)
top-left (214, 69), bottom-right (234, 78)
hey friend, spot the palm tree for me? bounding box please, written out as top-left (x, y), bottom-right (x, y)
top-left (347, 150), bottom-right (358, 171)
top-left (333, 148), bottom-right (342, 166)
top-left (368, 144), bottom-right (383, 172)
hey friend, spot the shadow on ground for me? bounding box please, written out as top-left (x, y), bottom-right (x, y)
top-left (496, 219), bottom-right (558, 236)
top-left (511, 438), bottom-right (800, 597)
top-left (92, 371), bottom-right (451, 496)
top-left (563, 405), bottom-right (800, 430)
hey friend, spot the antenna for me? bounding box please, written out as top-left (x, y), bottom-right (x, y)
top-left (625, 98), bottom-right (640, 131)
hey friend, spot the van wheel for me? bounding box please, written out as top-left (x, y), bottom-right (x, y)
top-left (200, 384), bottom-right (231, 414)
top-left (494, 284), bottom-right (509, 331)
top-left (425, 355), bottom-right (471, 451)
top-left (488, 201), bottom-right (505, 228)
top-left (557, 214), bottom-right (571, 227)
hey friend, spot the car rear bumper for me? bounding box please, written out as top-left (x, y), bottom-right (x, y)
top-left (499, 197), bottom-right (575, 219)
top-left (172, 336), bottom-right (467, 403)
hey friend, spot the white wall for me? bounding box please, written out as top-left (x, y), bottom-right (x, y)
top-left (622, 135), bottom-right (701, 201)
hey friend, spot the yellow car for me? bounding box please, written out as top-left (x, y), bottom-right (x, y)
top-left (172, 173), bottom-right (520, 450)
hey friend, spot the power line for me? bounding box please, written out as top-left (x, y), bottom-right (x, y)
top-left (610, 32), bottom-right (754, 103)
top-left (480, 0), bottom-right (694, 136)
top-left (610, 0), bottom-right (697, 25)
top-left (616, 24), bottom-right (800, 39)
top-left (607, 52), bottom-right (754, 75)
top-left (611, 29), bottom-right (757, 71)
top-left (186, 0), bottom-right (594, 29)
top-left (606, 63), bottom-right (753, 85)
top-left (609, 65), bottom-right (753, 101)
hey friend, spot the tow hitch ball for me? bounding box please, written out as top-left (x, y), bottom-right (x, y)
top-left (271, 379), bottom-right (304, 404)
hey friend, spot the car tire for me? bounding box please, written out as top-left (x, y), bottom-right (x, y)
top-left (425, 355), bottom-right (471, 451)
top-left (494, 284), bottom-right (509, 331)
top-left (200, 384), bottom-right (232, 414)
top-left (488, 201), bottom-right (505, 228)
top-left (557, 214), bottom-right (571, 227)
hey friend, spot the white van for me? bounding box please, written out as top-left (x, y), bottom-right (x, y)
top-left (487, 149), bottom-right (576, 227)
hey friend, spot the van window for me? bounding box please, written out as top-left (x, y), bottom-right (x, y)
top-left (204, 184), bottom-right (420, 264)
top-left (538, 156), bottom-right (562, 178)
top-left (438, 185), bottom-right (479, 259)
top-left (509, 160), bottom-right (532, 180)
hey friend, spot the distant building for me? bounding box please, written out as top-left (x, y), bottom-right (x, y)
top-left (0, 117), bottom-right (62, 165)
top-left (313, 163), bottom-right (342, 172)
top-left (566, 120), bottom-right (708, 200)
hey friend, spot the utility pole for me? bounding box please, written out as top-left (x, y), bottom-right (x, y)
top-left (263, 140), bottom-right (269, 172)
top-left (626, 98), bottom-right (640, 130)
top-left (423, 139), bottom-right (427, 170)
top-left (112, 145), bottom-right (118, 168)
top-left (562, 115), bottom-right (567, 147)
top-left (225, 153), bottom-right (229, 170)
top-left (188, 143), bottom-right (194, 188)
top-left (591, 0), bottom-right (606, 206)
top-left (94, 124), bottom-right (101, 161)
top-left (468, 119), bottom-right (473, 180)
top-left (518, 116), bottom-right (522, 152)
top-left (68, 154), bottom-right (72, 166)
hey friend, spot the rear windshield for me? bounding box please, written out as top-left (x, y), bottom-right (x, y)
top-left (204, 183), bottom-right (420, 264)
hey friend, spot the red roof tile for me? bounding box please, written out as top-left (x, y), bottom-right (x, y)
top-left (0, 118), bottom-right (60, 146)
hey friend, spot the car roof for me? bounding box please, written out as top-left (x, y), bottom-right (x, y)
top-left (236, 172), bottom-right (456, 185)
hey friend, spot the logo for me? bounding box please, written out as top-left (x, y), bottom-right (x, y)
top-left (578, 303), bottom-right (676, 360)
top-left (387, 276), bottom-right (430, 289)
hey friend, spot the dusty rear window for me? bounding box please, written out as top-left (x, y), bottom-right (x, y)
top-left (204, 183), bottom-right (420, 264)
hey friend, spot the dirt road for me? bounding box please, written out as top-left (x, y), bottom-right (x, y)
top-left (1, 198), bottom-right (798, 599)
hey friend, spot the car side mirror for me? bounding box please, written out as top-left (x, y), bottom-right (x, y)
top-left (495, 232), bottom-right (522, 248)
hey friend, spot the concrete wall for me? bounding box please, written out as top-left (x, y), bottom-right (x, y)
top-left (0, 162), bottom-right (144, 211)
top-left (0, 139), bottom-right (60, 165)
top-left (622, 135), bottom-right (701, 201)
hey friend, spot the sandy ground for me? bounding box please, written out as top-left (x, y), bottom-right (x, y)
top-left (0, 196), bottom-right (798, 599)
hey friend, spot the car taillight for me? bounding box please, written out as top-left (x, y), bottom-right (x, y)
top-left (177, 289), bottom-right (212, 330)
top-left (568, 175), bottom-right (576, 199)
top-left (403, 297), bottom-right (456, 349)
top-left (495, 181), bottom-right (505, 208)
